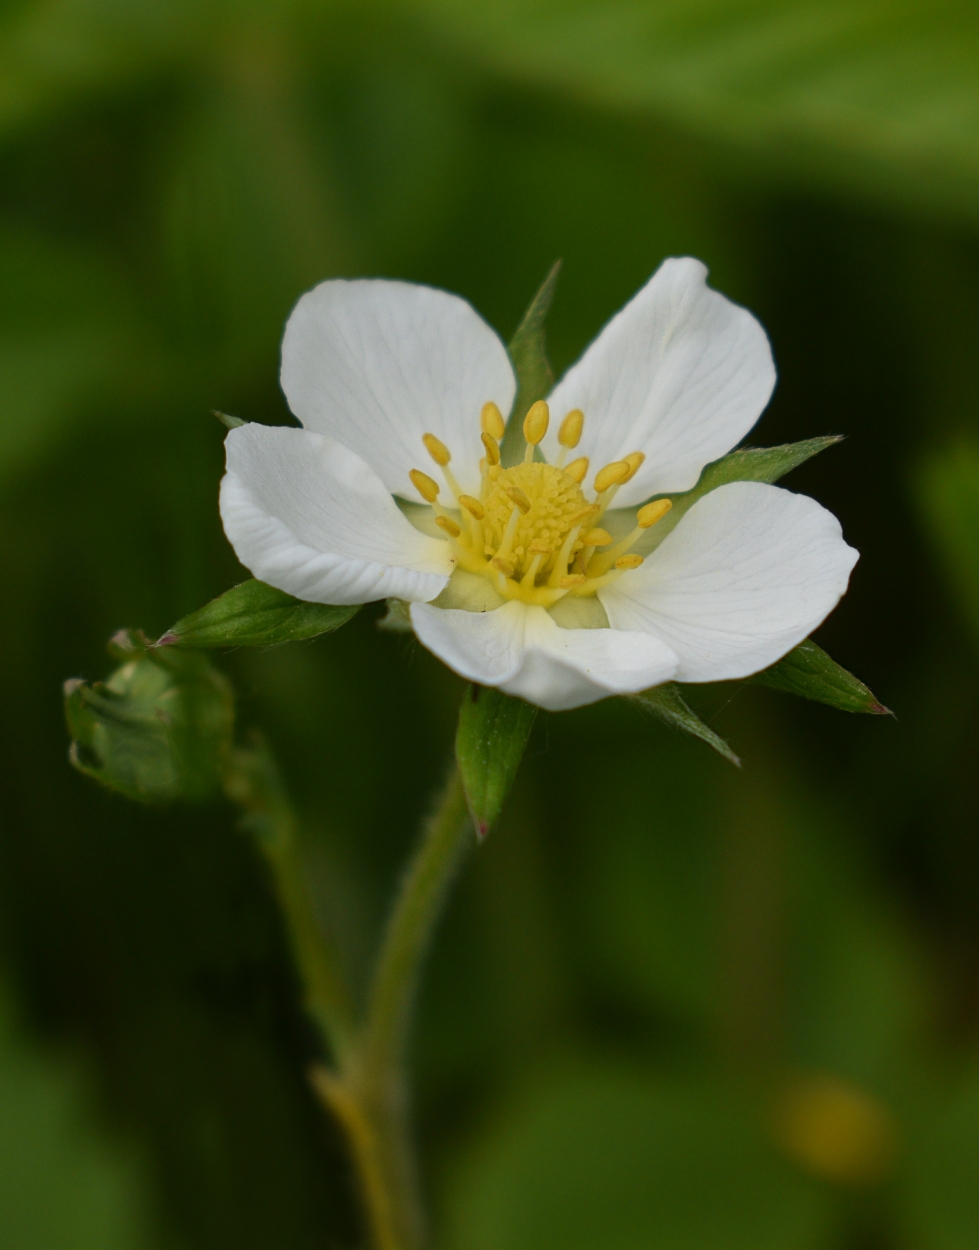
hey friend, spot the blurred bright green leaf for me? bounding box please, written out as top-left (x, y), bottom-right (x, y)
top-left (631, 683), bottom-right (740, 766)
top-left (159, 579), bottom-right (360, 648)
top-left (916, 438), bottom-right (979, 643)
top-left (456, 684), bottom-right (538, 838)
top-left (65, 629), bottom-right (234, 803)
top-left (417, 0), bottom-right (979, 224)
top-left (442, 1060), bottom-right (831, 1250)
top-left (902, 1064), bottom-right (979, 1250)
top-left (750, 639), bottom-right (890, 715)
top-left (502, 260), bottom-right (561, 465)
top-left (0, 981), bottom-right (155, 1250)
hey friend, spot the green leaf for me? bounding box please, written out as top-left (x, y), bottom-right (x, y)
top-left (501, 260), bottom-right (561, 466)
top-left (750, 639), bottom-right (890, 715)
top-left (649, 437), bottom-right (841, 547)
top-left (455, 684), bottom-right (538, 838)
top-left (64, 630), bottom-right (234, 804)
top-left (631, 683), bottom-right (740, 766)
top-left (418, 0), bottom-right (979, 227)
top-left (157, 580), bottom-right (361, 648)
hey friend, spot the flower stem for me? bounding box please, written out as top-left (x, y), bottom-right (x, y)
top-left (343, 766), bottom-right (472, 1250)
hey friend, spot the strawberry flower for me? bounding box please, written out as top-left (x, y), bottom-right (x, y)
top-left (219, 259), bottom-right (857, 710)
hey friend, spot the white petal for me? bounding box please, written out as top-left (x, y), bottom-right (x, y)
top-left (542, 258), bottom-right (775, 506)
top-left (600, 481), bottom-right (858, 682)
top-left (220, 424), bottom-right (453, 605)
top-left (410, 600), bottom-right (677, 712)
top-left (280, 279), bottom-right (516, 501)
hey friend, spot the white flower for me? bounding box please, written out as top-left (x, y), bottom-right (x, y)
top-left (219, 258), bottom-right (858, 711)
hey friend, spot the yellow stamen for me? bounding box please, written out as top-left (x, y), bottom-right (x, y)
top-left (409, 469), bottom-right (439, 503)
top-left (436, 515), bottom-right (462, 538)
top-left (621, 451), bottom-right (645, 481)
top-left (481, 401), bottom-right (505, 441)
top-left (594, 460), bottom-right (632, 493)
top-left (422, 433), bottom-right (451, 466)
top-left (558, 409), bottom-right (584, 448)
top-left (638, 498), bottom-right (673, 528)
top-left (459, 495), bottom-right (485, 521)
top-left (581, 527), bottom-right (611, 547)
top-left (523, 400), bottom-right (550, 446)
top-left (491, 555), bottom-right (515, 576)
top-left (505, 485), bottom-right (532, 515)
top-left (560, 574), bottom-right (586, 588)
top-left (568, 504), bottom-right (600, 526)
top-left (481, 432), bottom-right (501, 465)
top-left (615, 554), bottom-right (643, 570)
top-left (565, 456), bottom-right (589, 484)
top-left (520, 553), bottom-right (544, 587)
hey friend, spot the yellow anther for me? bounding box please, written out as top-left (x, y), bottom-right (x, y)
top-left (409, 469), bottom-right (440, 503)
top-left (564, 456), bottom-right (589, 484)
top-left (559, 574), bottom-right (586, 587)
top-left (621, 451), bottom-right (646, 481)
top-left (422, 432), bottom-right (451, 466)
top-left (491, 555), bottom-right (516, 576)
top-left (523, 400), bottom-right (550, 446)
top-left (528, 540), bottom-right (553, 554)
top-left (436, 515), bottom-right (462, 538)
top-left (568, 504), bottom-right (600, 526)
top-left (581, 527), bottom-right (611, 548)
top-left (615, 554), bottom-right (643, 570)
top-left (637, 498), bottom-right (673, 528)
top-left (558, 408), bottom-right (584, 448)
top-left (481, 401), bottom-right (505, 441)
top-left (481, 431), bottom-right (501, 465)
top-left (459, 494), bottom-right (485, 520)
top-left (505, 486), bottom-right (532, 514)
top-left (594, 460), bottom-right (632, 493)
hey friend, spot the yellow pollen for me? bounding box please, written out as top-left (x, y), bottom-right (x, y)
top-left (581, 527), bottom-right (611, 547)
top-left (481, 432), bottom-right (501, 465)
top-left (422, 432), bottom-right (451, 466)
top-left (622, 451), bottom-right (645, 481)
top-left (615, 554), bottom-right (643, 570)
top-left (523, 400), bottom-right (550, 446)
top-left (459, 494), bottom-right (485, 520)
top-left (436, 515), bottom-right (461, 538)
top-left (637, 498), bottom-right (672, 528)
top-left (564, 456), bottom-right (589, 484)
top-left (481, 402), bottom-right (505, 440)
top-left (568, 504), bottom-right (600, 526)
top-left (594, 460), bottom-right (632, 493)
top-left (558, 409), bottom-right (584, 448)
top-left (409, 469), bottom-right (440, 502)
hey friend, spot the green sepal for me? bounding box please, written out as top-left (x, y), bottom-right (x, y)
top-left (651, 437), bottom-right (842, 545)
top-left (501, 260), bottom-right (561, 466)
top-left (157, 580), bottom-right (360, 648)
top-left (630, 683), bottom-right (740, 767)
top-left (213, 410), bottom-right (246, 429)
top-left (750, 638), bottom-right (891, 715)
top-left (455, 684), bottom-right (538, 838)
top-left (64, 629), bottom-right (235, 804)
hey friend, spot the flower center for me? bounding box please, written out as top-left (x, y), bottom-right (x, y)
top-left (408, 400), bottom-right (672, 608)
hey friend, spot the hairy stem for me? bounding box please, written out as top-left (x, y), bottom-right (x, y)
top-left (345, 766), bottom-right (472, 1250)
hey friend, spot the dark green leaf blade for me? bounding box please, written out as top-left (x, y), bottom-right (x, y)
top-left (650, 437), bottom-right (841, 546)
top-left (501, 260), bottom-right (561, 465)
top-left (158, 580), bottom-right (361, 648)
top-left (64, 630), bottom-right (235, 804)
top-left (456, 684), bottom-right (538, 838)
top-left (631, 683), bottom-right (740, 766)
top-left (750, 639), bottom-right (890, 715)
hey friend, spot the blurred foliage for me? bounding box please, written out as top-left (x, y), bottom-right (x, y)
top-left (4, 1), bottom-right (979, 1248)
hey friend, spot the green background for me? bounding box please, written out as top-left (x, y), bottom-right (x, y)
top-left (4, 1), bottom-right (979, 1246)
